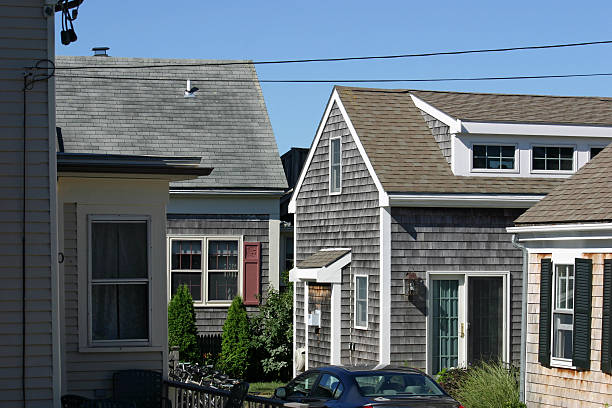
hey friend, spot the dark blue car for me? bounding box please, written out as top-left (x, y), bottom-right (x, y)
top-left (274, 366), bottom-right (462, 408)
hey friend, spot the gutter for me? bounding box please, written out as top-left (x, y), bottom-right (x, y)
top-left (511, 234), bottom-right (528, 404)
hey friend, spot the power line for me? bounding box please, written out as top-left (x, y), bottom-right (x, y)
top-left (54, 72), bottom-right (612, 83)
top-left (53, 40), bottom-right (612, 70)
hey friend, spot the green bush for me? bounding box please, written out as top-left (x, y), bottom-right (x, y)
top-left (218, 296), bottom-right (251, 378)
top-left (436, 366), bottom-right (469, 398)
top-left (168, 284), bottom-right (200, 363)
top-left (250, 275), bottom-right (293, 381)
top-left (452, 361), bottom-right (524, 408)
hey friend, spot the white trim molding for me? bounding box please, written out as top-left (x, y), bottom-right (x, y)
top-left (460, 121), bottom-right (612, 137)
top-left (288, 88), bottom-right (389, 213)
top-left (508, 222), bottom-right (612, 234)
top-left (170, 189), bottom-right (285, 197)
top-left (289, 251), bottom-right (351, 284)
top-left (330, 282), bottom-right (342, 365)
top-left (379, 206), bottom-right (391, 366)
top-left (390, 193), bottom-right (545, 208)
top-left (410, 94), bottom-right (461, 133)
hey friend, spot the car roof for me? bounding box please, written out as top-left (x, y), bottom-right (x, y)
top-left (315, 365), bottom-right (426, 376)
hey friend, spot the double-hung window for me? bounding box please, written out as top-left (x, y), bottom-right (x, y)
top-left (552, 264), bottom-right (574, 362)
top-left (90, 218), bottom-right (150, 344)
top-left (533, 146), bottom-right (574, 171)
top-left (330, 137), bottom-right (341, 194)
top-left (355, 275), bottom-right (368, 329)
top-left (170, 237), bottom-right (240, 304)
top-left (472, 144), bottom-right (515, 170)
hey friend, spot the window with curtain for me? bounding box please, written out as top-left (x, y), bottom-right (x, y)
top-left (170, 240), bottom-right (202, 301)
top-left (330, 137), bottom-right (341, 194)
top-left (90, 220), bottom-right (149, 343)
top-left (355, 275), bottom-right (368, 328)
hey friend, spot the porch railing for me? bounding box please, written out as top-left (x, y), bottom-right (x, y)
top-left (164, 380), bottom-right (286, 408)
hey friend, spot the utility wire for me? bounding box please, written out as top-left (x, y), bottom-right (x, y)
top-left (54, 72), bottom-right (612, 83)
top-left (52, 40), bottom-right (612, 70)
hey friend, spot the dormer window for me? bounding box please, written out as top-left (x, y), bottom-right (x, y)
top-left (330, 137), bottom-right (341, 194)
top-left (533, 146), bottom-right (573, 171)
top-left (472, 145), bottom-right (515, 170)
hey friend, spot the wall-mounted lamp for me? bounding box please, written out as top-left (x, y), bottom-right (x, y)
top-left (404, 272), bottom-right (422, 299)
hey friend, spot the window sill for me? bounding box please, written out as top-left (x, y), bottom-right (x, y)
top-left (530, 169), bottom-right (574, 175)
top-left (550, 358), bottom-right (575, 370)
top-left (470, 168), bottom-right (519, 174)
top-left (79, 345), bottom-right (164, 353)
top-left (194, 302), bottom-right (233, 308)
top-left (329, 191), bottom-right (341, 196)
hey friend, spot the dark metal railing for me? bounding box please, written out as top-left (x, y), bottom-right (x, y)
top-left (165, 380), bottom-right (286, 408)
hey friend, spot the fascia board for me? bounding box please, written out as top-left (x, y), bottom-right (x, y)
top-left (409, 94), bottom-right (461, 133)
top-left (507, 222), bottom-right (612, 234)
top-left (289, 252), bottom-right (351, 284)
top-left (389, 193), bottom-right (545, 208)
top-left (289, 89), bottom-right (389, 213)
top-left (461, 121), bottom-right (612, 137)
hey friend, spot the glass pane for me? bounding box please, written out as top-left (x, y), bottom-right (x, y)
top-left (547, 147), bottom-right (560, 158)
top-left (357, 276), bottom-right (367, 300)
top-left (533, 158), bottom-right (545, 170)
top-left (92, 283), bottom-right (148, 340)
top-left (547, 158), bottom-right (559, 170)
top-left (560, 159), bottom-right (573, 170)
top-left (553, 313), bottom-right (573, 359)
top-left (501, 158), bottom-right (514, 169)
top-left (560, 147), bottom-right (573, 159)
top-left (172, 273), bottom-right (202, 301)
top-left (288, 371), bottom-right (320, 397)
top-left (533, 146), bottom-right (545, 159)
top-left (486, 145), bottom-right (500, 156)
top-left (171, 240), bottom-right (201, 270)
top-left (331, 138), bottom-right (341, 164)
top-left (473, 157), bottom-right (486, 169)
top-left (208, 271), bottom-right (238, 301)
top-left (473, 145), bottom-right (486, 156)
top-left (432, 280), bottom-right (459, 374)
top-left (92, 222), bottom-right (147, 279)
top-left (208, 240), bottom-right (239, 271)
top-left (501, 146), bottom-right (515, 157)
top-left (331, 165), bottom-right (341, 192)
top-left (487, 157), bottom-right (501, 169)
top-left (591, 147), bottom-right (604, 158)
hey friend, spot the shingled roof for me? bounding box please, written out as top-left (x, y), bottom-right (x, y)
top-left (515, 143), bottom-right (612, 225)
top-left (335, 87), bottom-right (569, 195)
top-left (55, 56), bottom-right (287, 190)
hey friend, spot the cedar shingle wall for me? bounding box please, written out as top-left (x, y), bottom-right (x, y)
top-left (307, 284), bottom-right (331, 368)
top-left (390, 207), bottom-right (525, 370)
top-left (420, 111), bottom-right (451, 163)
top-left (167, 214), bottom-right (269, 334)
top-left (296, 103), bottom-right (380, 365)
top-left (295, 282), bottom-right (305, 351)
top-left (0, 2), bottom-right (53, 405)
top-left (526, 253), bottom-right (612, 408)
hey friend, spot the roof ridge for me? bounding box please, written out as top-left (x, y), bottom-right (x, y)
top-left (55, 55), bottom-right (253, 64)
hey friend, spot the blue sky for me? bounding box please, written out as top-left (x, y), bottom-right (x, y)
top-left (56, 1), bottom-right (612, 154)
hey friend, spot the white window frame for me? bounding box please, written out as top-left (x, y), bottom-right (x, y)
top-left (530, 144), bottom-right (576, 174)
top-left (354, 274), bottom-right (368, 329)
top-left (168, 235), bottom-right (243, 307)
top-left (329, 136), bottom-right (342, 195)
top-left (550, 263), bottom-right (575, 368)
top-left (470, 142), bottom-right (519, 174)
top-left (88, 215), bottom-right (152, 347)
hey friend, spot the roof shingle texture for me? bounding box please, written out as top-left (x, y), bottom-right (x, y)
top-left (336, 87), bottom-right (565, 194)
top-left (515, 143), bottom-right (612, 225)
top-left (55, 56), bottom-right (287, 190)
top-left (297, 249), bottom-right (350, 269)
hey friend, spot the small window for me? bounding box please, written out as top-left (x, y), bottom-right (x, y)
top-left (207, 240), bottom-right (239, 301)
top-left (90, 220), bottom-right (149, 343)
top-left (473, 145), bottom-right (515, 170)
top-left (590, 147), bottom-right (604, 159)
top-left (533, 146), bottom-right (574, 171)
top-left (330, 137), bottom-right (341, 194)
top-left (171, 240), bottom-right (202, 301)
top-left (552, 264), bottom-right (574, 360)
top-left (355, 275), bottom-right (368, 328)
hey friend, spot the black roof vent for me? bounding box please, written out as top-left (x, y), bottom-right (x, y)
top-left (92, 47), bottom-right (109, 57)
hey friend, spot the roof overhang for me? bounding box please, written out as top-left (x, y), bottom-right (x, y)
top-left (389, 193), bottom-right (545, 208)
top-left (57, 153), bottom-right (212, 181)
top-left (169, 188), bottom-right (285, 198)
top-left (507, 222), bottom-right (612, 249)
top-left (289, 249), bottom-right (351, 284)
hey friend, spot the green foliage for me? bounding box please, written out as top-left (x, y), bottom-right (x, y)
top-left (168, 285), bottom-right (200, 363)
top-left (250, 276), bottom-right (294, 381)
top-left (436, 366), bottom-right (469, 397)
top-left (218, 296), bottom-right (251, 379)
top-left (450, 361), bottom-right (523, 408)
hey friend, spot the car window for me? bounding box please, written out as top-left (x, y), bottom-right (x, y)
top-left (354, 372), bottom-right (444, 397)
top-left (287, 371), bottom-right (320, 397)
top-left (310, 373), bottom-right (343, 400)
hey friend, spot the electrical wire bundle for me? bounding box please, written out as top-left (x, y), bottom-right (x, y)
top-left (60, 0), bottom-right (80, 45)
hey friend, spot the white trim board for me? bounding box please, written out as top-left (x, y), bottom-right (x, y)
top-left (379, 207), bottom-right (391, 366)
top-left (289, 252), bottom-right (351, 284)
top-left (460, 121), bottom-right (612, 137)
top-left (508, 222), bottom-right (612, 234)
top-left (410, 94), bottom-right (461, 133)
top-left (288, 88), bottom-right (389, 213)
top-left (389, 193), bottom-right (545, 208)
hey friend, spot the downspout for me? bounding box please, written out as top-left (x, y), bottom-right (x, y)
top-left (511, 234), bottom-right (527, 404)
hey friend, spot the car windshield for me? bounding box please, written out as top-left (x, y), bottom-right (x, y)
top-left (354, 373), bottom-right (445, 397)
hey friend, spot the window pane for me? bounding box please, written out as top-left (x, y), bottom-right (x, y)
top-left (487, 157), bottom-right (501, 169)
top-left (560, 159), bottom-right (573, 170)
top-left (92, 222), bottom-right (147, 279)
top-left (591, 147), bottom-right (604, 158)
top-left (331, 165), bottom-right (340, 192)
top-left (473, 145), bottom-right (486, 156)
top-left (553, 313), bottom-right (573, 359)
top-left (208, 271), bottom-right (238, 301)
top-left (289, 371), bottom-right (320, 396)
top-left (331, 138), bottom-right (341, 164)
top-left (533, 158), bottom-right (545, 170)
top-left (547, 147), bottom-right (560, 158)
top-left (208, 240), bottom-right (239, 271)
top-left (357, 276), bottom-right (367, 300)
top-left (533, 146), bottom-right (545, 159)
top-left (92, 284), bottom-right (148, 340)
top-left (560, 147), bottom-right (573, 159)
top-left (486, 145), bottom-right (500, 156)
top-left (473, 157), bottom-right (486, 169)
top-left (547, 158), bottom-right (559, 170)
top-left (172, 273), bottom-right (202, 301)
top-left (501, 158), bottom-right (514, 169)
top-left (501, 146), bottom-right (515, 157)
top-left (357, 300), bottom-right (367, 326)
top-left (171, 240), bottom-right (201, 270)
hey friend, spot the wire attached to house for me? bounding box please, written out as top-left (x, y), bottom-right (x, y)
top-left (51, 39), bottom-right (612, 70)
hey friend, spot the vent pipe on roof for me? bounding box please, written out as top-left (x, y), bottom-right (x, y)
top-left (92, 47), bottom-right (109, 56)
top-left (184, 79), bottom-right (199, 98)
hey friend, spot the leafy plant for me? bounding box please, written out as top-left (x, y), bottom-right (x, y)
top-left (250, 274), bottom-right (293, 381)
top-left (452, 361), bottom-right (523, 408)
top-left (218, 296), bottom-right (251, 378)
top-left (436, 366), bottom-right (469, 398)
top-left (168, 284), bottom-right (200, 363)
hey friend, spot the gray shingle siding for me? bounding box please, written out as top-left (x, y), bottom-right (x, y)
top-left (167, 214), bottom-right (269, 334)
top-left (307, 284), bottom-right (331, 368)
top-left (295, 103), bottom-right (380, 365)
top-left (295, 282), bottom-right (305, 351)
top-left (420, 110), bottom-right (451, 163)
top-left (390, 207), bottom-right (525, 369)
top-left (55, 56), bottom-right (287, 190)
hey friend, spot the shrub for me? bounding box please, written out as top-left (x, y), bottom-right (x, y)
top-left (218, 296), bottom-right (250, 378)
top-left (250, 275), bottom-right (293, 381)
top-left (453, 361), bottom-right (523, 408)
top-left (436, 366), bottom-right (469, 398)
top-left (168, 284), bottom-right (200, 363)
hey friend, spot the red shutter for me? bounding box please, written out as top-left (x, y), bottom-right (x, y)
top-left (243, 242), bottom-right (261, 306)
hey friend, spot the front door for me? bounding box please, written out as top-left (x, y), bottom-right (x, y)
top-left (468, 277), bottom-right (504, 364)
top-left (431, 276), bottom-right (464, 374)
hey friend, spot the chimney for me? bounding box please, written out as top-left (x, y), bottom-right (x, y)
top-left (92, 47), bottom-right (109, 57)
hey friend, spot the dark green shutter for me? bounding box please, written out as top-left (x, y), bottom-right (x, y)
top-left (572, 258), bottom-right (592, 370)
top-left (601, 259), bottom-right (612, 374)
top-left (539, 258), bottom-right (553, 367)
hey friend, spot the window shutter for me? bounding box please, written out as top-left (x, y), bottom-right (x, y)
top-left (243, 242), bottom-right (261, 306)
top-left (601, 259), bottom-right (612, 374)
top-left (572, 258), bottom-right (592, 370)
top-left (539, 258), bottom-right (553, 367)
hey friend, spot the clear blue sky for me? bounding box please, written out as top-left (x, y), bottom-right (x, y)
top-left (56, 1), bottom-right (612, 154)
